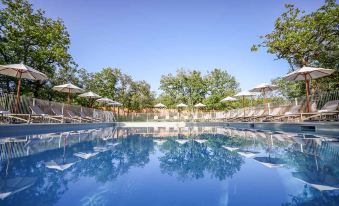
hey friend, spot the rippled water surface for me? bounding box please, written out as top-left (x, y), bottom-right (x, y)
top-left (0, 126), bottom-right (338, 206)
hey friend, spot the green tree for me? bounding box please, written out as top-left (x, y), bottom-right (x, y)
top-left (159, 68), bottom-right (240, 110)
top-left (251, 0), bottom-right (339, 97)
top-left (159, 69), bottom-right (206, 108)
top-left (0, 0), bottom-right (76, 98)
top-left (78, 67), bottom-right (155, 111)
top-left (204, 68), bottom-right (240, 110)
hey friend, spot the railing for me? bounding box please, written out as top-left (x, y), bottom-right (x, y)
top-left (117, 90), bottom-right (339, 122)
top-left (0, 93), bottom-right (115, 124)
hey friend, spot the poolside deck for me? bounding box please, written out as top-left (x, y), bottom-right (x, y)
top-left (118, 121), bottom-right (339, 137)
top-left (0, 122), bottom-right (116, 138)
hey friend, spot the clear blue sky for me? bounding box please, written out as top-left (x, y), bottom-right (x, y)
top-left (30, 0), bottom-right (324, 94)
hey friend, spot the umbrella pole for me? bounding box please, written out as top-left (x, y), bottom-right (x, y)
top-left (304, 75), bottom-right (310, 112)
top-left (243, 96), bottom-right (245, 117)
top-left (68, 89), bottom-right (71, 105)
top-left (15, 73), bottom-right (22, 113)
top-left (263, 89), bottom-right (267, 113)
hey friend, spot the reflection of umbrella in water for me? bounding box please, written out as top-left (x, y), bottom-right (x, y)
top-left (107, 142), bottom-right (120, 147)
top-left (176, 139), bottom-right (189, 144)
top-left (154, 139), bottom-right (167, 145)
top-left (45, 133), bottom-right (77, 171)
top-left (93, 146), bottom-right (109, 152)
top-left (292, 171), bottom-right (339, 191)
top-left (74, 152), bottom-right (99, 159)
top-left (0, 177), bottom-right (37, 200)
top-left (237, 150), bottom-right (259, 158)
top-left (223, 146), bottom-right (239, 151)
top-left (194, 139), bottom-right (207, 144)
top-left (45, 160), bottom-right (76, 171)
top-left (254, 156), bottom-right (285, 168)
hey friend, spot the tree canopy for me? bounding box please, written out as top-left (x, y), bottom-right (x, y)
top-left (0, 0), bottom-right (155, 111)
top-left (252, 0), bottom-right (339, 98)
top-left (159, 68), bottom-right (240, 109)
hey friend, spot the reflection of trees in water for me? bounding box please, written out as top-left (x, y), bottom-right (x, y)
top-left (158, 136), bottom-right (244, 181)
top-left (282, 139), bottom-right (339, 205)
top-left (282, 186), bottom-right (339, 206)
top-left (0, 136), bottom-right (155, 206)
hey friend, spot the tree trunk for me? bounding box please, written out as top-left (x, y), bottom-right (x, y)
top-left (6, 79), bottom-right (10, 93)
top-left (33, 81), bottom-right (42, 98)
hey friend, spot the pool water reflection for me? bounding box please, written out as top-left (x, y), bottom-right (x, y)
top-left (0, 126), bottom-right (338, 206)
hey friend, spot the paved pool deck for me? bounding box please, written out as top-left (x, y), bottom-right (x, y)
top-left (0, 121), bottom-right (338, 138)
top-left (0, 122), bottom-right (115, 138)
top-left (118, 121), bottom-right (339, 137)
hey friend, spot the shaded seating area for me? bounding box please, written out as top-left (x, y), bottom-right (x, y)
top-left (0, 93), bottom-right (115, 124)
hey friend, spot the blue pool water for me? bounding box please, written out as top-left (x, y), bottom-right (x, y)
top-left (0, 126), bottom-right (338, 206)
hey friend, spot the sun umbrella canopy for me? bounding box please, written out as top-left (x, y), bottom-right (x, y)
top-left (235, 91), bottom-right (256, 97)
top-left (283, 66), bottom-right (335, 81)
top-left (108, 101), bottom-right (123, 106)
top-left (96, 97), bottom-right (114, 103)
top-left (220, 96), bottom-right (237, 102)
top-left (282, 66), bottom-right (335, 112)
top-left (249, 83), bottom-right (279, 92)
top-left (78, 91), bottom-right (101, 99)
top-left (194, 103), bottom-right (206, 108)
top-left (0, 64), bottom-right (48, 112)
top-left (0, 63), bottom-right (48, 80)
top-left (176, 103), bottom-right (188, 108)
top-left (52, 83), bottom-right (84, 94)
top-left (154, 103), bottom-right (167, 108)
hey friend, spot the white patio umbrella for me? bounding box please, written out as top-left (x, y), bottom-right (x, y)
top-left (52, 83), bottom-right (84, 104)
top-left (108, 101), bottom-right (123, 106)
top-left (176, 103), bottom-right (188, 108)
top-left (220, 96), bottom-right (237, 102)
top-left (235, 91), bottom-right (256, 116)
top-left (78, 91), bottom-right (101, 99)
top-left (194, 103), bottom-right (206, 108)
top-left (96, 97), bottom-right (114, 104)
top-left (249, 83), bottom-right (279, 112)
top-left (154, 103), bottom-right (167, 108)
top-left (78, 91), bottom-right (101, 107)
top-left (282, 66), bottom-right (334, 112)
top-left (0, 63), bottom-right (48, 112)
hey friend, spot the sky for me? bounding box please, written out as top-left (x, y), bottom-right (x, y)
top-left (30, 0), bottom-right (324, 94)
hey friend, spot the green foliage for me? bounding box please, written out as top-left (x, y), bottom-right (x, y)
top-left (159, 68), bottom-right (240, 109)
top-left (0, 0), bottom-right (75, 99)
top-left (252, 0), bottom-right (339, 98)
top-left (76, 67), bottom-right (155, 111)
top-left (204, 68), bottom-right (240, 110)
top-left (0, 0), bottom-right (155, 111)
top-left (160, 69), bottom-right (206, 107)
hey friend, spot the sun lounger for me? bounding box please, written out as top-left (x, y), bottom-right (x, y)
top-left (29, 105), bottom-right (63, 123)
top-left (252, 108), bottom-right (266, 121)
top-left (51, 107), bottom-right (73, 123)
top-left (0, 106), bottom-right (30, 123)
top-left (242, 109), bottom-right (256, 122)
top-left (302, 100), bottom-right (339, 121)
top-left (273, 104), bottom-right (302, 122)
top-left (227, 110), bottom-right (239, 122)
top-left (67, 110), bottom-right (85, 122)
top-left (260, 107), bottom-right (283, 122)
top-left (80, 110), bottom-right (98, 122)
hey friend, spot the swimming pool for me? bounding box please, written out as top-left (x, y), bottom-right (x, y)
top-left (0, 126), bottom-right (338, 206)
